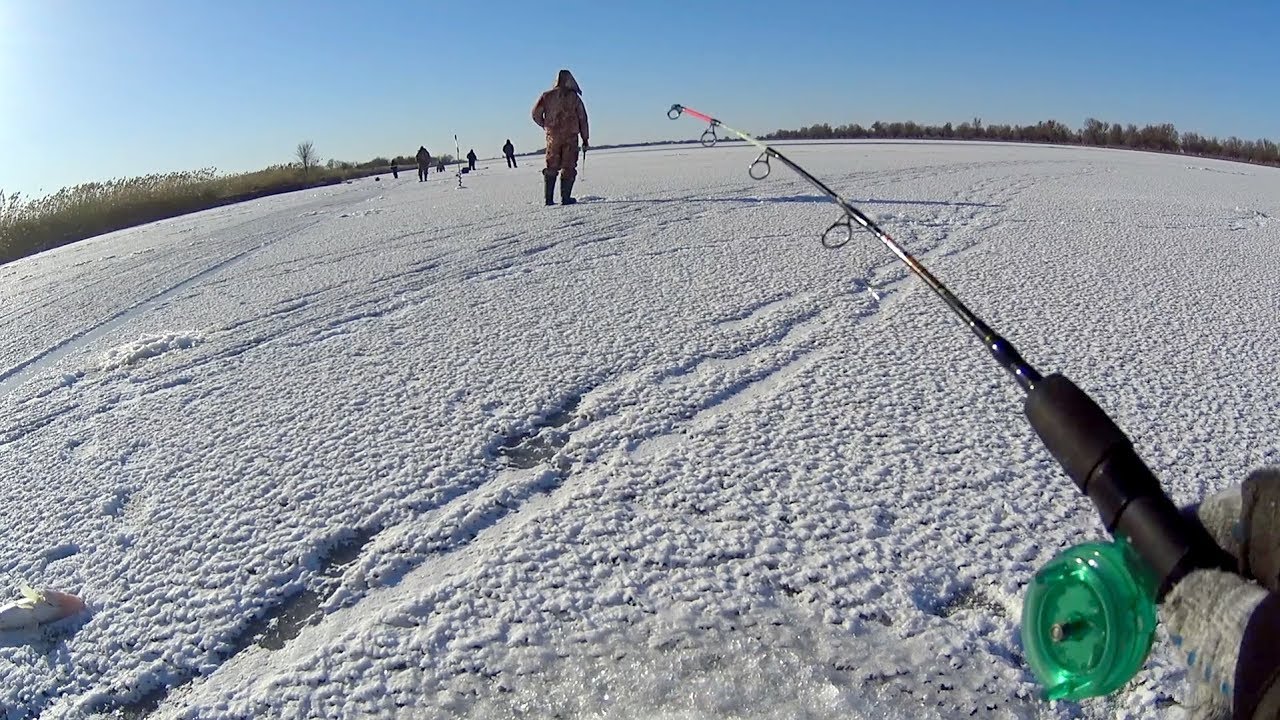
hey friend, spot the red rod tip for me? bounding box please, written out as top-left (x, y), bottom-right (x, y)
top-left (681, 107), bottom-right (713, 124)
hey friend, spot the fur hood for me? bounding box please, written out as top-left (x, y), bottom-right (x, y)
top-left (553, 69), bottom-right (581, 93)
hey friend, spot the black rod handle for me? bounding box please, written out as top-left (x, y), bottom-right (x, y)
top-left (1025, 374), bottom-right (1233, 598)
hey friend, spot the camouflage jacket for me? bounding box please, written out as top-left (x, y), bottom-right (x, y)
top-left (532, 70), bottom-right (589, 143)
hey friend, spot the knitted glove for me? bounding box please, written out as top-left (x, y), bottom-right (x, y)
top-left (1160, 468), bottom-right (1280, 719)
top-left (1163, 570), bottom-right (1268, 719)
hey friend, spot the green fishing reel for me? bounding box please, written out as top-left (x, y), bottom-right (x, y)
top-left (1020, 537), bottom-right (1158, 700)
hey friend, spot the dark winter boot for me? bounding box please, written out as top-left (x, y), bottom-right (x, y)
top-left (560, 177), bottom-right (577, 205)
top-left (544, 172), bottom-right (556, 206)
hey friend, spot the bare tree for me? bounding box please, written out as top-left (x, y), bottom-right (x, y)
top-left (296, 140), bottom-right (317, 177)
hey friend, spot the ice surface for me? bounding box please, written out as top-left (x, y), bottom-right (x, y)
top-left (1, 142), bottom-right (1277, 719)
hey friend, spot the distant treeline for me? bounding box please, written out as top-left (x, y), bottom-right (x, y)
top-left (333, 155), bottom-right (456, 169)
top-left (764, 118), bottom-right (1280, 167)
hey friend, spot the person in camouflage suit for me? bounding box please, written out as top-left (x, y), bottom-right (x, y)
top-left (531, 69), bottom-right (589, 206)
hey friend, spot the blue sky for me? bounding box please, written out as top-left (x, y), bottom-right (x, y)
top-left (2, 0), bottom-right (1277, 198)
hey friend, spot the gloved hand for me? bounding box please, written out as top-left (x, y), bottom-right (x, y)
top-left (1161, 468), bottom-right (1280, 719)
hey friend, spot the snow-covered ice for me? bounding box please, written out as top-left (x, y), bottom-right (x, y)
top-left (1, 142), bottom-right (1278, 719)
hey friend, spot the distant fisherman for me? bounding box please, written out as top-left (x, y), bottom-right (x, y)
top-left (503, 139), bottom-right (517, 169)
top-left (531, 69), bottom-right (589, 206)
top-left (416, 146), bottom-right (431, 182)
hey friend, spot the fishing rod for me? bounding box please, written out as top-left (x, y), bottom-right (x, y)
top-left (669, 105), bottom-right (1040, 391)
top-left (669, 103), bottom-right (1234, 700)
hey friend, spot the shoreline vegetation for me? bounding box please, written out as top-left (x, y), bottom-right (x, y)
top-left (0, 152), bottom-right (451, 266)
top-left (4, 118), bottom-right (1277, 266)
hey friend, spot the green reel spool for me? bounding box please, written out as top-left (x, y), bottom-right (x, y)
top-left (1021, 538), bottom-right (1158, 700)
